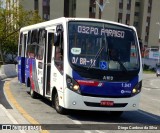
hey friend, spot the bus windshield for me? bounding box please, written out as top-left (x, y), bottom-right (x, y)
top-left (68, 21), bottom-right (140, 71)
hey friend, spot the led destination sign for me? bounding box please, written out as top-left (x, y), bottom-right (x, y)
top-left (77, 25), bottom-right (125, 38)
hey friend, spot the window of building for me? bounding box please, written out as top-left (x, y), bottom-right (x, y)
top-left (148, 0), bottom-right (152, 7)
top-left (89, 0), bottom-right (96, 18)
top-left (127, 0), bottom-right (131, 5)
top-left (135, 2), bottom-right (140, 7)
top-left (134, 12), bottom-right (139, 16)
top-left (119, 0), bottom-right (123, 3)
top-left (118, 19), bottom-right (122, 23)
top-left (127, 0), bottom-right (131, 10)
top-left (89, 6), bottom-right (96, 13)
top-left (34, 0), bottom-right (39, 11)
top-left (119, 0), bottom-right (123, 9)
top-left (118, 13), bottom-right (122, 23)
top-left (134, 22), bottom-right (139, 27)
top-left (43, 0), bottom-right (50, 20)
top-left (126, 19), bottom-right (130, 25)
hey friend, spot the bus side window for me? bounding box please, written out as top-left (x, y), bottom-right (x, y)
top-left (18, 32), bottom-right (23, 56)
top-left (26, 31), bottom-right (31, 58)
top-left (31, 30), bottom-right (38, 44)
top-left (27, 30), bottom-right (38, 58)
top-left (36, 29), bottom-right (45, 60)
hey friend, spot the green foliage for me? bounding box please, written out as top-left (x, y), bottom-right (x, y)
top-left (0, 0), bottom-right (43, 64)
top-left (143, 64), bottom-right (150, 70)
top-left (143, 64), bottom-right (155, 74)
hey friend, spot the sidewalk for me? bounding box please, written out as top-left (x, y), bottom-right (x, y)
top-left (0, 66), bottom-right (22, 132)
top-left (0, 104), bottom-right (25, 133)
top-left (0, 67), bottom-right (40, 133)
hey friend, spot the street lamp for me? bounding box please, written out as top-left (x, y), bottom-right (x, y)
top-left (156, 22), bottom-right (160, 64)
top-left (95, 0), bottom-right (110, 19)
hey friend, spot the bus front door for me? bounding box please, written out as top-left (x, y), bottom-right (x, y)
top-left (43, 30), bottom-right (54, 98)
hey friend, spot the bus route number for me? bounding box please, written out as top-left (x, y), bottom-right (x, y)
top-left (72, 57), bottom-right (96, 66)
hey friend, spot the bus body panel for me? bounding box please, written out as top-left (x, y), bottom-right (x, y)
top-left (18, 56), bottom-right (25, 83)
top-left (25, 58), bottom-right (30, 85)
top-left (72, 70), bottom-right (139, 97)
top-left (27, 58), bottom-right (43, 94)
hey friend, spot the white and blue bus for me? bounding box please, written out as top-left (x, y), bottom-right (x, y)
top-left (18, 17), bottom-right (142, 116)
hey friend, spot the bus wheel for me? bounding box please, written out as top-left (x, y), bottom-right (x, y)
top-left (109, 111), bottom-right (123, 117)
top-left (30, 86), bottom-right (37, 98)
top-left (54, 93), bottom-right (66, 114)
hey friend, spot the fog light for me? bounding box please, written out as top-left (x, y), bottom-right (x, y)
top-left (72, 101), bottom-right (76, 105)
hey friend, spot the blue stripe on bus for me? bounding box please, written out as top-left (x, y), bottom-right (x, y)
top-left (72, 70), bottom-right (138, 97)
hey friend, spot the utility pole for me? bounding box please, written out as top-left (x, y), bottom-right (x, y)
top-left (95, 0), bottom-right (109, 19)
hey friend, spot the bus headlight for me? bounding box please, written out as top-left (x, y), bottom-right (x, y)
top-left (66, 75), bottom-right (81, 94)
top-left (132, 81), bottom-right (142, 96)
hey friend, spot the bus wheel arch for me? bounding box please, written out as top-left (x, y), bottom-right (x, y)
top-left (51, 87), bottom-right (67, 114)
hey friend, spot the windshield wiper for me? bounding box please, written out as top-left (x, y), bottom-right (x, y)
top-left (87, 24), bottom-right (109, 70)
top-left (87, 46), bottom-right (104, 70)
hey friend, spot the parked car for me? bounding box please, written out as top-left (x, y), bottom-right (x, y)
top-left (156, 67), bottom-right (160, 77)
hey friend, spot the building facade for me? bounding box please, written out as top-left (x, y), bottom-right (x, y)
top-left (18, 0), bottom-right (160, 48)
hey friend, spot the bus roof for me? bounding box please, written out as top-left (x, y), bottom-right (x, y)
top-left (20, 17), bottom-right (135, 32)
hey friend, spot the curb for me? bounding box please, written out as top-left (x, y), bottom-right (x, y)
top-left (0, 74), bottom-right (7, 80)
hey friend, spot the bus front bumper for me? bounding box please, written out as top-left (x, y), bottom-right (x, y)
top-left (63, 88), bottom-right (141, 111)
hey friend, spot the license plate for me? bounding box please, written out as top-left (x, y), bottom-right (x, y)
top-left (100, 101), bottom-right (114, 106)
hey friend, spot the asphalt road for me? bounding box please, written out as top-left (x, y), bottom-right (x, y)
top-left (1, 74), bottom-right (160, 133)
top-left (0, 80), bottom-right (12, 109)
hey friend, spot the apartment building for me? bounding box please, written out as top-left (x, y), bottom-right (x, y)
top-left (10, 0), bottom-right (160, 48)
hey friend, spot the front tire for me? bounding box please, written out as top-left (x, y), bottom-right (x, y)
top-left (53, 93), bottom-right (67, 114)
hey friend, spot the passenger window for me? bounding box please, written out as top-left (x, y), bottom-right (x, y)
top-left (26, 30), bottom-right (38, 58)
top-left (36, 30), bottom-right (45, 60)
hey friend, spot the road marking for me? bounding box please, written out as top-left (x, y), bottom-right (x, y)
top-left (138, 110), bottom-right (159, 121)
top-left (150, 79), bottom-right (160, 89)
top-left (4, 81), bottom-right (49, 133)
top-left (152, 99), bottom-right (160, 103)
top-left (95, 130), bottom-right (105, 133)
top-left (143, 87), bottom-right (150, 91)
top-left (71, 119), bottom-right (82, 124)
top-left (71, 119), bottom-right (92, 133)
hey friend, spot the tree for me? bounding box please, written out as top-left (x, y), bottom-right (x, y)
top-left (0, 0), bottom-right (43, 64)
